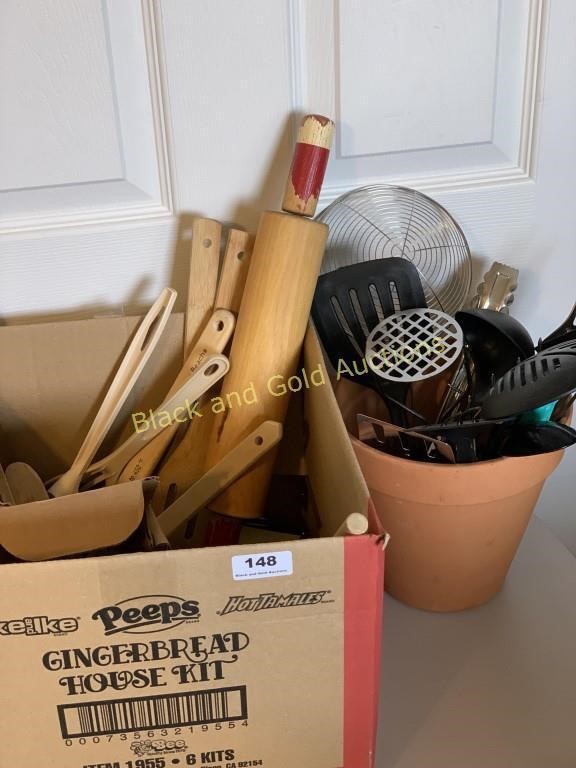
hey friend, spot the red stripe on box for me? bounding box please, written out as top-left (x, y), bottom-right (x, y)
top-left (343, 534), bottom-right (385, 768)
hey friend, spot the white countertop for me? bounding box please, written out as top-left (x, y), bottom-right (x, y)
top-left (376, 517), bottom-right (576, 767)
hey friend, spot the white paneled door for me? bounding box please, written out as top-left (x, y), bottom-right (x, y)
top-left (1, 0), bottom-right (575, 549)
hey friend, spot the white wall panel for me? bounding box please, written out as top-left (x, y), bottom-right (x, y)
top-left (295, 0), bottom-right (544, 198)
top-left (0, 0), bottom-right (172, 233)
top-left (338, 0), bottom-right (498, 156)
top-left (0, 0), bottom-right (122, 189)
top-left (159, 0), bottom-right (294, 233)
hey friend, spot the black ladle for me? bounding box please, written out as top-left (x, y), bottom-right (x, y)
top-left (455, 308), bottom-right (534, 395)
top-left (539, 302), bottom-right (576, 350)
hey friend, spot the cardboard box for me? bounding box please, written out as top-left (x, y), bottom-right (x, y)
top-left (0, 313), bottom-right (385, 767)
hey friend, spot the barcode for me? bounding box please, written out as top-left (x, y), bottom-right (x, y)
top-left (57, 686), bottom-right (247, 738)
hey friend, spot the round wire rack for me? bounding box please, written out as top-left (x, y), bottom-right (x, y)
top-left (316, 185), bottom-right (472, 316)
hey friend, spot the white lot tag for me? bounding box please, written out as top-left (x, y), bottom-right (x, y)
top-left (232, 550), bottom-right (293, 581)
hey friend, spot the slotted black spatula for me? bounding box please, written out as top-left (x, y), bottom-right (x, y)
top-left (311, 257), bottom-right (427, 424)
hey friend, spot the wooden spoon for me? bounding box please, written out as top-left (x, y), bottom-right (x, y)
top-left (83, 354), bottom-right (229, 487)
top-left (48, 287), bottom-right (176, 497)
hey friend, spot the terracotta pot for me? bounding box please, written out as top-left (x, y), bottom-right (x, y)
top-left (335, 377), bottom-right (565, 612)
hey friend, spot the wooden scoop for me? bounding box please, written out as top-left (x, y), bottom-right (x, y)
top-left (48, 287), bottom-right (176, 497)
top-left (5, 463), bottom-right (49, 504)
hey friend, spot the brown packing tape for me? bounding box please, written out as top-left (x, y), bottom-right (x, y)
top-left (0, 480), bottom-right (147, 561)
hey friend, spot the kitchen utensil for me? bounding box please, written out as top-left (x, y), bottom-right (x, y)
top-left (366, 308), bottom-right (463, 383)
top-left (333, 512), bottom-right (369, 537)
top-left (472, 261), bottom-right (519, 313)
top-left (356, 413), bottom-right (456, 463)
top-left (316, 184), bottom-right (471, 316)
top-left (185, 218), bottom-right (221, 356)
top-left (5, 463), bottom-right (49, 504)
top-left (311, 257), bottom-right (428, 425)
top-left (0, 465), bottom-right (15, 505)
top-left (455, 308), bottom-right (534, 393)
top-left (518, 401), bottom-right (558, 424)
top-left (539, 302), bottom-right (576, 350)
top-left (48, 288), bottom-right (176, 497)
top-left (202, 114), bottom-right (334, 519)
top-left (159, 421), bottom-right (283, 538)
top-left (438, 261), bottom-right (520, 421)
top-left (497, 421), bottom-right (576, 457)
top-left (407, 420), bottom-right (509, 462)
top-left (552, 392), bottom-right (576, 422)
top-left (82, 354), bottom-right (229, 488)
top-left (154, 229), bottom-right (253, 506)
top-left (114, 309), bottom-right (235, 484)
top-left (479, 348), bottom-right (576, 419)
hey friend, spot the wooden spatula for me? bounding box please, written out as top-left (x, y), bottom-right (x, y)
top-left (5, 463), bottom-right (49, 504)
top-left (185, 218), bottom-right (222, 357)
top-left (48, 288), bottom-right (176, 497)
top-left (157, 420), bottom-right (282, 540)
top-left (154, 228), bottom-right (253, 509)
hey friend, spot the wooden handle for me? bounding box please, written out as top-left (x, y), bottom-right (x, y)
top-left (48, 288), bottom-right (177, 497)
top-left (84, 354), bottom-right (230, 487)
top-left (204, 213), bottom-right (329, 518)
top-left (333, 513), bottom-right (369, 537)
top-left (158, 421), bottom-right (283, 538)
top-left (112, 310), bottom-right (235, 484)
top-left (152, 229), bottom-right (254, 509)
top-left (185, 218), bottom-right (221, 356)
top-left (214, 229), bottom-right (253, 313)
top-left (282, 114), bottom-right (334, 217)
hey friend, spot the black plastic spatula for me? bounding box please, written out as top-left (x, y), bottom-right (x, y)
top-left (311, 257), bottom-right (427, 424)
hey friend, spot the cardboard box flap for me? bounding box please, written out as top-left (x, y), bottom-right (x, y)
top-left (304, 323), bottom-right (384, 536)
top-left (0, 314), bottom-right (183, 478)
top-left (0, 479), bottom-right (147, 561)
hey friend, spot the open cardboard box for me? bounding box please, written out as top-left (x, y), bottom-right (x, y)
top-left (0, 312), bottom-right (385, 768)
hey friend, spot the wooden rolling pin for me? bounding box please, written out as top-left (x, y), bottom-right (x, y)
top-left (203, 114), bottom-right (334, 518)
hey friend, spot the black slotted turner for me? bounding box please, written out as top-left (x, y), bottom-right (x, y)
top-left (311, 257), bottom-right (427, 424)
